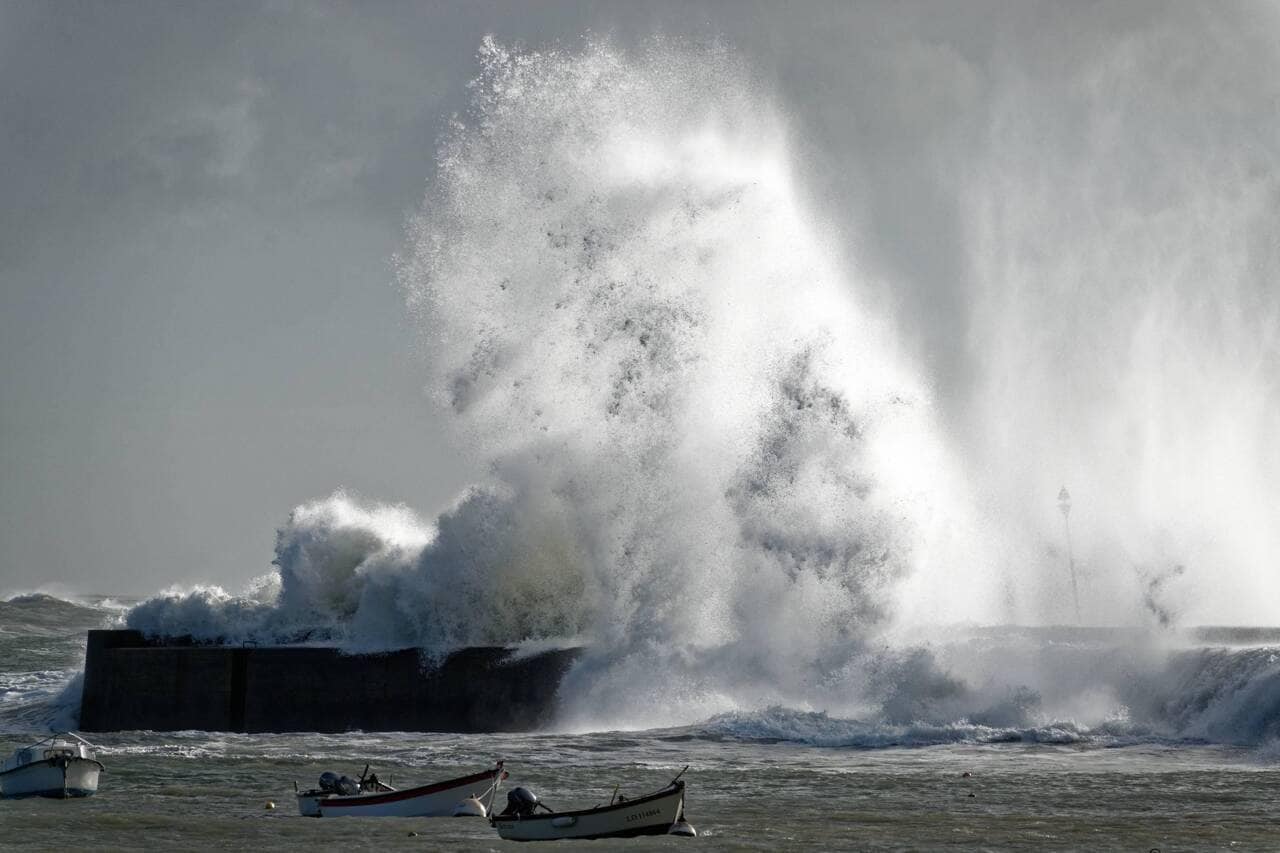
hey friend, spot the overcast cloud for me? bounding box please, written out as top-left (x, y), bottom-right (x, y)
top-left (2, 1), bottom-right (1277, 603)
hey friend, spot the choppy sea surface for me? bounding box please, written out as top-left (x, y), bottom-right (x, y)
top-left (2, 593), bottom-right (1279, 851)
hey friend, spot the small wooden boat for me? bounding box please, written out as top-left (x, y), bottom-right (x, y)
top-left (491, 768), bottom-right (695, 841)
top-left (296, 761), bottom-right (505, 817)
top-left (0, 732), bottom-right (104, 799)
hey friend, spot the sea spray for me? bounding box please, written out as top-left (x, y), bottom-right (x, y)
top-left (127, 487), bottom-right (592, 651)
top-left (953, 10), bottom-right (1280, 625)
top-left (400, 36), bottom-right (971, 726)
top-left (118, 29), bottom-right (1280, 740)
top-left (128, 37), bottom-right (967, 727)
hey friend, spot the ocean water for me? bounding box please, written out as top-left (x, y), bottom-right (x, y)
top-left (7, 28), bottom-right (1280, 851)
top-left (3, 593), bottom-right (1280, 851)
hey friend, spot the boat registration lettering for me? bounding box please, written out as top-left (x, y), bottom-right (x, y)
top-left (625, 807), bottom-right (661, 822)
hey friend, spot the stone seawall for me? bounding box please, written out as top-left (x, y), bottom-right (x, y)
top-left (79, 630), bottom-right (580, 733)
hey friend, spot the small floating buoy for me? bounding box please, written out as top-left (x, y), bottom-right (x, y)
top-left (264, 801), bottom-right (276, 810)
top-left (452, 796), bottom-right (487, 818)
top-left (669, 818), bottom-right (697, 837)
top-left (961, 771), bottom-right (971, 778)
top-left (967, 792), bottom-right (975, 798)
top-left (407, 830), bottom-right (418, 837)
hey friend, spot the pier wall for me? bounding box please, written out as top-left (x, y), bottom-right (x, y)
top-left (79, 630), bottom-right (580, 733)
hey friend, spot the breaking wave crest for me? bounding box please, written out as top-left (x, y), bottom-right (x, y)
top-left (126, 489), bottom-right (587, 652)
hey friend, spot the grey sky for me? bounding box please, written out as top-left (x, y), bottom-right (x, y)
top-left (3, 1), bottom-right (1277, 606)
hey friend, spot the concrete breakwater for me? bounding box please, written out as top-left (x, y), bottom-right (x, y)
top-left (79, 630), bottom-right (580, 733)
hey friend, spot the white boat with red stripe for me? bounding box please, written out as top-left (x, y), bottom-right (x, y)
top-left (296, 761), bottom-right (506, 817)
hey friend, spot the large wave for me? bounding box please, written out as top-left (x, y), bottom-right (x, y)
top-left (0, 593), bottom-right (118, 733)
top-left (128, 36), bottom-right (971, 726)
top-left (124, 30), bottom-right (1280, 741)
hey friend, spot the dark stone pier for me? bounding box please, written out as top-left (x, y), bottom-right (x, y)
top-left (79, 630), bottom-right (580, 733)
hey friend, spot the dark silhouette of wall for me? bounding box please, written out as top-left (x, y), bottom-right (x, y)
top-left (79, 630), bottom-right (580, 733)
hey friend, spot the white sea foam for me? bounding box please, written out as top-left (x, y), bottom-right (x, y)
top-left (691, 638), bottom-right (1280, 749)
top-left (0, 670), bottom-right (83, 733)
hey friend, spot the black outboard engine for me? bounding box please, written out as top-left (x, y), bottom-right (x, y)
top-left (318, 772), bottom-right (360, 796)
top-left (501, 786), bottom-right (540, 817)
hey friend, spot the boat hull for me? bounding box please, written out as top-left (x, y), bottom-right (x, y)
top-left (492, 782), bottom-right (685, 841)
top-left (0, 758), bottom-right (102, 799)
top-left (298, 766), bottom-right (501, 817)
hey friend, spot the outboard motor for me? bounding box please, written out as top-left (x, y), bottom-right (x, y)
top-left (318, 772), bottom-right (360, 796)
top-left (500, 786), bottom-right (541, 817)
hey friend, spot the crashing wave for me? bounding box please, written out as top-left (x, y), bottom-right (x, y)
top-left (127, 37), bottom-right (965, 724)
top-left (119, 33), bottom-right (1280, 744)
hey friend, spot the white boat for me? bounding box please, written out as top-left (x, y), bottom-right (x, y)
top-left (0, 732), bottom-right (104, 799)
top-left (296, 761), bottom-right (505, 817)
top-left (491, 771), bottom-right (695, 841)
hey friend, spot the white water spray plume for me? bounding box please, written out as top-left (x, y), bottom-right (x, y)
top-left (128, 27), bottom-right (1280, 738)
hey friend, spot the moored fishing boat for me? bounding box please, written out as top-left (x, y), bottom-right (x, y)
top-left (0, 732), bottom-right (104, 799)
top-left (296, 761), bottom-right (505, 817)
top-left (491, 768), bottom-right (695, 841)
